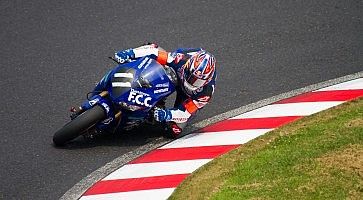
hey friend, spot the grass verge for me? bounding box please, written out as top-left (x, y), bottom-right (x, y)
top-left (169, 97), bottom-right (363, 200)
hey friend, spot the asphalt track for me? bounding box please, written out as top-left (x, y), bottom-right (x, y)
top-left (0, 1), bottom-right (362, 199)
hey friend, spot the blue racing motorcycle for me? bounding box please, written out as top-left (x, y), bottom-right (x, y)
top-left (53, 57), bottom-right (178, 146)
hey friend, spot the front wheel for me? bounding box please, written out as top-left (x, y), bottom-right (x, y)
top-left (53, 105), bottom-right (106, 146)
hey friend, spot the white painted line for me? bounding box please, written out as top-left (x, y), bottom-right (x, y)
top-left (160, 129), bottom-right (272, 149)
top-left (79, 188), bottom-right (175, 200)
top-left (103, 159), bottom-right (211, 180)
top-left (114, 73), bottom-right (134, 78)
top-left (231, 101), bottom-right (343, 119)
top-left (315, 78), bottom-right (363, 91)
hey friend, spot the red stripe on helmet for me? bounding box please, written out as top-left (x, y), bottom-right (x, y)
top-left (202, 56), bottom-right (215, 75)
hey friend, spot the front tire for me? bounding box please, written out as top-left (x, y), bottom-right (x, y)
top-left (53, 105), bottom-right (106, 146)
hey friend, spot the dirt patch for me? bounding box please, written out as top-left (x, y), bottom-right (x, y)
top-left (345, 118), bottom-right (363, 128)
top-left (317, 144), bottom-right (363, 177)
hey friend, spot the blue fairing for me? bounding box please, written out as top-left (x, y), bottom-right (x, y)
top-left (84, 57), bottom-right (177, 131)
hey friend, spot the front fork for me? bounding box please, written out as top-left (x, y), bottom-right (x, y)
top-left (73, 91), bottom-right (122, 131)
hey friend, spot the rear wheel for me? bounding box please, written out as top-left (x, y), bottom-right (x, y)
top-left (53, 105), bottom-right (106, 146)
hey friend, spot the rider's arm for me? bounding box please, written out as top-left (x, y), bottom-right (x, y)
top-left (167, 83), bottom-right (215, 124)
top-left (154, 87), bottom-right (213, 125)
top-left (115, 44), bottom-right (170, 65)
top-left (167, 96), bottom-right (211, 124)
top-left (115, 45), bottom-right (203, 66)
top-left (132, 45), bottom-right (172, 65)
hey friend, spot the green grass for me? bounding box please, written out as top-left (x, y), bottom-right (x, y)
top-left (169, 97), bottom-right (363, 200)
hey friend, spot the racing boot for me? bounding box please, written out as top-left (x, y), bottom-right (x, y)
top-left (164, 122), bottom-right (183, 139)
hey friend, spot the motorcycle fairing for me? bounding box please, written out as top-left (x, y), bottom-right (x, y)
top-left (82, 57), bottom-right (177, 131)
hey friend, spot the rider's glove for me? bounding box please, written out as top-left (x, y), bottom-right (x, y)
top-left (115, 49), bottom-right (135, 63)
top-left (154, 109), bottom-right (172, 122)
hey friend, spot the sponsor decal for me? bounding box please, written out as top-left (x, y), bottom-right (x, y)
top-left (144, 58), bottom-right (153, 70)
top-left (101, 117), bottom-right (113, 125)
top-left (171, 117), bottom-right (189, 123)
top-left (89, 99), bottom-right (99, 106)
top-left (137, 57), bottom-right (150, 69)
top-left (130, 88), bottom-right (149, 96)
top-left (155, 82), bottom-right (169, 88)
top-left (154, 88), bottom-right (169, 94)
top-left (127, 89), bottom-right (152, 107)
top-left (101, 102), bottom-right (110, 113)
top-left (135, 45), bottom-right (156, 51)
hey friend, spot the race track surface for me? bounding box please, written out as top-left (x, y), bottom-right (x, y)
top-left (0, 0), bottom-right (362, 199)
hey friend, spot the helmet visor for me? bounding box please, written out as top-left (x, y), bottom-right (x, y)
top-left (184, 74), bottom-right (207, 91)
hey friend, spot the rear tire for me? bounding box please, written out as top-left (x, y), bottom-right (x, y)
top-left (53, 105), bottom-right (106, 146)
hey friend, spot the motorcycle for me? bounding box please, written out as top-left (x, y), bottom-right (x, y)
top-left (53, 56), bottom-right (178, 146)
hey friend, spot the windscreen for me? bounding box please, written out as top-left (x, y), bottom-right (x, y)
top-left (136, 59), bottom-right (169, 88)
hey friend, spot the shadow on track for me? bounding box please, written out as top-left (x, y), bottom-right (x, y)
top-left (52, 123), bottom-right (169, 150)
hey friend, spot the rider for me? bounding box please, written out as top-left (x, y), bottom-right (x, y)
top-left (115, 43), bottom-right (216, 138)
